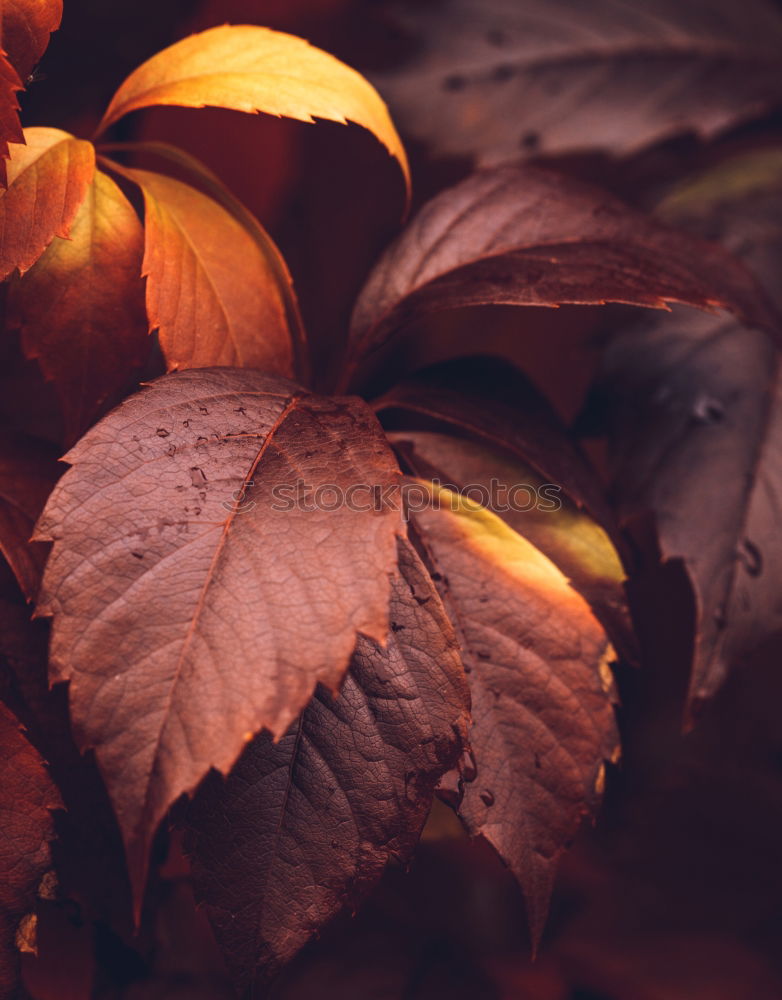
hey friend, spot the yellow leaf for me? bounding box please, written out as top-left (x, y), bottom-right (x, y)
top-left (97, 24), bottom-right (410, 199)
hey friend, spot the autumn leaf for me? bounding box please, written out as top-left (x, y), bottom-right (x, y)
top-left (0, 701), bottom-right (60, 1000)
top-left (1, 128), bottom-right (95, 280)
top-left (0, 428), bottom-right (61, 602)
top-left (0, 53), bottom-right (22, 186)
top-left (375, 358), bottom-right (632, 658)
top-left (409, 482), bottom-right (619, 943)
top-left (4, 168), bottom-right (148, 443)
top-left (186, 537), bottom-right (470, 992)
top-left (103, 161), bottom-right (296, 376)
top-left (2, 0), bottom-right (62, 84)
top-left (590, 306), bottom-right (782, 707)
top-left (347, 164), bottom-right (775, 377)
top-left (657, 146), bottom-right (782, 320)
top-left (96, 24), bottom-right (410, 200)
top-left (35, 367), bottom-right (404, 909)
top-left (101, 139), bottom-right (308, 377)
top-left (374, 0), bottom-right (782, 165)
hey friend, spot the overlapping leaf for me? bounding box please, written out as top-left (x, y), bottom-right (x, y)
top-left (4, 167), bottom-right (148, 443)
top-left (409, 483), bottom-right (619, 942)
top-left (375, 0), bottom-right (782, 164)
top-left (186, 538), bottom-right (470, 993)
top-left (0, 52), bottom-right (22, 186)
top-left (376, 358), bottom-right (632, 657)
top-left (104, 162), bottom-right (295, 375)
top-left (0, 702), bottom-right (60, 1000)
top-left (1, 128), bottom-right (95, 280)
top-left (97, 24), bottom-right (410, 198)
top-left (348, 164), bottom-right (774, 373)
top-left (593, 307), bottom-right (782, 707)
top-left (2, 0), bottom-right (63, 83)
top-left (35, 367), bottom-right (404, 906)
top-left (0, 428), bottom-right (60, 601)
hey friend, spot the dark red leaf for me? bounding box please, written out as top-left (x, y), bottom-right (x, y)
top-left (0, 702), bottom-right (60, 1000)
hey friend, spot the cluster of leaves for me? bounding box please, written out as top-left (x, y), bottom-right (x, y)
top-left (2, 0), bottom-right (782, 996)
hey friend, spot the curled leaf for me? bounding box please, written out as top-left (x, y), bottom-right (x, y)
top-left (105, 161), bottom-right (295, 376)
top-left (97, 24), bottom-right (410, 199)
top-left (348, 164), bottom-right (775, 372)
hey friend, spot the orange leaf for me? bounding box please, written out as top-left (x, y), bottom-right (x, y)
top-left (97, 24), bottom-right (410, 199)
top-left (0, 50), bottom-right (23, 185)
top-left (1, 128), bottom-right (95, 280)
top-left (107, 162), bottom-right (295, 375)
top-left (2, 0), bottom-right (63, 82)
top-left (5, 169), bottom-right (148, 443)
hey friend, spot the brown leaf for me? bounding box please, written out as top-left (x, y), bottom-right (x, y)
top-left (35, 367), bottom-right (404, 908)
top-left (375, 358), bottom-right (633, 659)
top-left (96, 24), bottom-right (410, 199)
top-left (374, 0), bottom-right (782, 164)
top-left (186, 537), bottom-right (470, 992)
top-left (4, 168), bottom-right (148, 443)
top-left (0, 702), bottom-right (60, 1000)
top-left (0, 428), bottom-right (61, 602)
top-left (348, 165), bottom-right (775, 375)
top-left (0, 128), bottom-right (95, 281)
top-left (105, 162), bottom-right (295, 375)
top-left (591, 306), bottom-right (782, 707)
top-left (409, 483), bottom-right (619, 944)
top-left (2, 0), bottom-right (62, 83)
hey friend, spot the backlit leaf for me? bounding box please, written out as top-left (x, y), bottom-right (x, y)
top-left (4, 168), bottom-right (148, 443)
top-left (0, 702), bottom-right (60, 1000)
top-left (348, 164), bottom-right (774, 374)
top-left (1, 128), bottom-right (95, 280)
top-left (410, 483), bottom-right (619, 943)
top-left (0, 52), bottom-right (22, 186)
top-left (2, 0), bottom-right (62, 83)
top-left (186, 538), bottom-right (469, 992)
top-left (375, 0), bottom-right (782, 164)
top-left (97, 24), bottom-right (410, 199)
top-left (35, 367), bottom-right (404, 908)
top-left (104, 163), bottom-right (295, 376)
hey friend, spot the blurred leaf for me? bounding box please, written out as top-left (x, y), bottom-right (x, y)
top-left (186, 539), bottom-right (469, 992)
top-left (1, 128), bottom-right (95, 280)
top-left (374, 0), bottom-right (782, 164)
top-left (591, 306), bottom-right (782, 708)
top-left (410, 483), bottom-right (619, 946)
top-left (105, 162), bottom-right (296, 375)
top-left (0, 428), bottom-right (60, 602)
top-left (5, 168), bottom-right (148, 443)
top-left (97, 24), bottom-right (410, 200)
top-left (0, 701), bottom-right (60, 1000)
top-left (348, 164), bottom-right (775, 377)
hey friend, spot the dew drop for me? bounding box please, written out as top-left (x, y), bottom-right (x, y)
top-left (480, 790), bottom-right (495, 807)
top-left (156, 428), bottom-right (170, 438)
